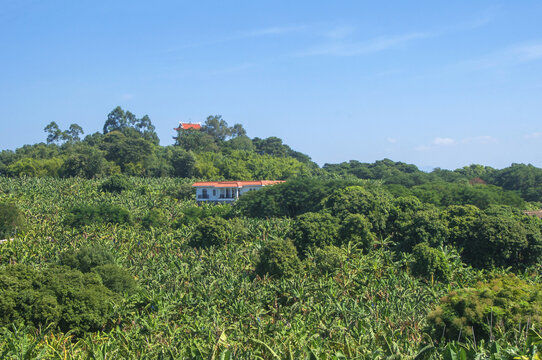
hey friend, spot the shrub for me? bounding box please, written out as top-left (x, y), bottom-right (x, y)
top-left (65, 203), bottom-right (131, 227)
top-left (59, 245), bottom-right (114, 273)
top-left (255, 239), bottom-right (302, 278)
top-left (290, 212), bottom-right (340, 254)
top-left (92, 264), bottom-right (137, 294)
top-left (175, 204), bottom-right (232, 227)
top-left (410, 243), bottom-right (450, 282)
top-left (142, 208), bottom-right (168, 229)
top-left (324, 185), bottom-right (392, 238)
top-left (338, 214), bottom-right (375, 252)
top-left (0, 264), bottom-right (118, 336)
top-left (170, 183), bottom-right (195, 201)
top-left (312, 245), bottom-right (346, 275)
top-left (393, 207), bottom-right (449, 253)
top-left (190, 216), bottom-right (231, 247)
top-left (0, 202), bottom-right (25, 238)
top-left (463, 214), bottom-right (530, 269)
top-left (427, 275), bottom-right (542, 341)
top-left (100, 174), bottom-right (131, 193)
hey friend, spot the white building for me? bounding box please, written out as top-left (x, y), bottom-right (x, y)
top-left (192, 180), bottom-right (284, 203)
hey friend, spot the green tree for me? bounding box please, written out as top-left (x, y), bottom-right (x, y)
top-left (201, 115), bottom-right (232, 142)
top-left (190, 216), bottom-right (231, 247)
top-left (59, 245), bottom-right (115, 273)
top-left (170, 147), bottom-right (196, 177)
top-left (324, 185), bottom-right (392, 238)
top-left (103, 106), bottom-right (159, 145)
top-left (394, 207), bottom-right (449, 253)
top-left (290, 212), bottom-right (340, 253)
top-left (311, 245), bottom-right (346, 275)
top-left (410, 243), bottom-right (450, 282)
top-left (255, 238), bottom-right (302, 278)
top-left (0, 202), bottom-right (25, 238)
top-left (463, 214), bottom-right (531, 268)
top-left (60, 145), bottom-right (108, 178)
top-left (427, 275), bottom-right (542, 341)
top-left (174, 129), bottom-right (219, 152)
top-left (338, 213), bottom-right (375, 252)
top-left (44, 121), bottom-right (63, 144)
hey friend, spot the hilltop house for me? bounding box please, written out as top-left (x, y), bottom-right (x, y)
top-left (192, 180), bottom-right (284, 203)
top-left (174, 122), bottom-right (202, 131)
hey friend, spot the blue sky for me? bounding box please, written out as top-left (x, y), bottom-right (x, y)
top-left (1, 1), bottom-right (542, 170)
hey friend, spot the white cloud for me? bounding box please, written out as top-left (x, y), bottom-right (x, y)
top-left (243, 25), bottom-right (306, 38)
top-left (525, 132), bottom-right (542, 139)
top-left (296, 32), bottom-right (433, 57)
top-left (462, 135), bottom-right (497, 144)
top-left (515, 43), bottom-right (542, 63)
top-left (387, 137), bottom-right (398, 144)
top-left (415, 145), bottom-right (431, 152)
top-left (324, 26), bottom-right (356, 39)
top-left (458, 41), bottom-right (542, 70)
top-left (121, 93), bottom-right (135, 100)
top-left (432, 137), bottom-right (455, 146)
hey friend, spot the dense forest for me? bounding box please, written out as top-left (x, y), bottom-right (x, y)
top-left (1, 107), bottom-right (542, 358)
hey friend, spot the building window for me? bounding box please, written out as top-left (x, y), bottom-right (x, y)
top-left (213, 189), bottom-right (216, 196)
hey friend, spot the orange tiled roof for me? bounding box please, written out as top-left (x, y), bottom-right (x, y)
top-left (174, 123), bottom-right (202, 131)
top-left (192, 180), bottom-right (285, 188)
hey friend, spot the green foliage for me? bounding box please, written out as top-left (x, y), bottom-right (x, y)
top-left (323, 158), bottom-right (431, 186)
top-left (255, 238), bottom-right (302, 278)
top-left (169, 147), bottom-right (196, 177)
top-left (410, 182), bottom-right (525, 209)
top-left (190, 216), bottom-right (231, 247)
top-left (103, 106), bottom-right (159, 145)
top-left (462, 213), bottom-right (535, 269)
top-left (427, 275), bottom-right (542, 341)
top-left (290, 212), bottom-right (340, 253)
top-left (59, 245), bottom-right (115, 273)
top-left (338, 214), bottom-right (375, 252)
top-left (0, 264), bottom-right (118, 336)
top-left (324, 185), bottom-right (392, 238)
top-left (394, 207), bottom-right (449, 252)
top-left (488, 163), bottom-right (542, 202)
top-left (6, 157), bottom-right (64, 177)
top-left (410, 243), bottom-right (450, 282)
top-left (236, 178), bottom-right (367, 218)
top-left (175, 129), bottom-right (219, 153)
top-left (65, 203), bottom-right (131, 227)
top-left (170, 182), bottom-right (196, 201)
top-left (176, 204), bottom-right (232, 227)
top-left (386, 195), bottom-right (425, 235)
top-left (100, 132), bottom-right (154, 173)
top-left (3, 162), bottom-right (542, 357)
top-left (0, 202), bottom-right (25, 238)
top-left (141, 208), bottom-right (168, 229)
top-left (59, 146), bottom-right (109, 179)
top-left (100, 174), bottom-right (132, 193)
top-left (44, 121), bottom-right (84, 145)
top-left (193, 150), bottom-right (312, 180)
top-left (311, 245), bottom-right (346, 275)
top-left (92, 264), bottom-right (137, 294)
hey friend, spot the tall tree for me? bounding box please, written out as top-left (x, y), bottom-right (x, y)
top-left (103, 106), bottom-right (128, 134)
top-left (201, 115), bottom-right (231, 142)
top-left (44, 122), bottom-right (63, 144)
top-left (103, 106), bottom-right (159, 145)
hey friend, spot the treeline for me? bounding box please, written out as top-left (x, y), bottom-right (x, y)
top-left (235, 178), bottom-right (542, 270)
top-left (3, 107), bottom-right (542, 204)
top-left (325, 159), bottom-right (542, 203)
top-left (0, 107), bottom-right (316, 180)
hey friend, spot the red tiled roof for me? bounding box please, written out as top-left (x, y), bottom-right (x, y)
top-left (192, 180), bottom-right (285, 188)
top-left (174, 123), bottom-right (202, 131)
